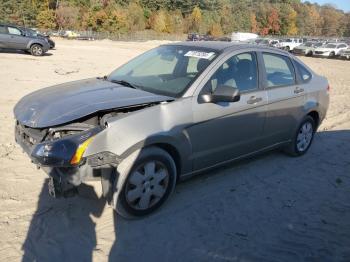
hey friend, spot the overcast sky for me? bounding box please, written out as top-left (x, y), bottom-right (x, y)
top-left (304, 0), bottom-right (350, 12)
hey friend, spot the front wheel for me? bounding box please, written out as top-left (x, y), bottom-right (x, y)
top-left (30, 44), bottom-right (44, 56)
top-left (115, 147), bottom-right (177, 218)
top-left (284, 116), bottom-right (315, 156)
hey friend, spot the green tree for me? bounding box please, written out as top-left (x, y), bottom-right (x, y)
top-left (36, 9), bottom-right (56, 29)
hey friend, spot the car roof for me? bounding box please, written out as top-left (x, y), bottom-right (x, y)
top-left (163, 41), bottom-right (290, 55)
top-left (0, 23), bottom-right (21, 27)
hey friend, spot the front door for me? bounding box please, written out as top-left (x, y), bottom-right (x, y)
top-left (187, 51), bottom-right (268, 171)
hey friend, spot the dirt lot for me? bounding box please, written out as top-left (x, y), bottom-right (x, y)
top-left (0, 39), bottom-right (349, 262)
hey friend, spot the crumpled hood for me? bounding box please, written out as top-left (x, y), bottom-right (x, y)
top-left (14, 78), bottom-right (173, 128)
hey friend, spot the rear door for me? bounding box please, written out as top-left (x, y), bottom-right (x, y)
top-left (261, 52), bottom-right (306, 144)
top-left (6, 26), bottom-right (29, 49)
top-left (0, 25), bottom-right (9, 48)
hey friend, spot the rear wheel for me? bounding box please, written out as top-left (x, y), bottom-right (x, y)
top-left (115, 147), bottom-right (177, 218)
top-left (284, 116), bottom-right (315, 156)
top-left (30, 44), bottom-right (44, 56)
top-left (330, 52), bottom-right (335, 58)
top-left (285, 46), bottom-right (290, 52)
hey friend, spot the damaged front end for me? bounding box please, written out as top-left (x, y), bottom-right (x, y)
top-left (15, 120), bottom-right (107, 197)
top-left (14, 105), bottom-right (154, 199)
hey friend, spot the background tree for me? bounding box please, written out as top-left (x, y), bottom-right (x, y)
top-left (0, 0), bottom-right (348, 37)
top-left (189, 6), bottom-right (202, 32)
top-left (55, 2), bottom-right (79, 30)
top-left (36, 9), bottom-right (56, 29)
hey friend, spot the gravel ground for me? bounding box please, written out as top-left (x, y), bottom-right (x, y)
top-left (0, 39), bottom-right (349, 262)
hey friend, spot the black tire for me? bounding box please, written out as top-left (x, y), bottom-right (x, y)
top-left (330, 52), bottom-right (335, 58)
top-left (284, 116), bottom-right (316, 157)
top-left (30, 44), bottom-right (44, 56)
top-left (115, 147), bottom-right (177, 218)
top-left (285, 46), bottom-right (290, 52)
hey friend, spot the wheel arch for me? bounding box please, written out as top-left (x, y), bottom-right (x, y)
top-left (28, 41), bottom-right (43, 50)
top-left (119, 135), bottom-right (191, 177)
top-left (307, 110), bottom-right (320, 128)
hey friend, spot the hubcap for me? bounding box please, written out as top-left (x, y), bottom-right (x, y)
top-left (125, 161), bottom-right (169, 210)
top-left (33, 46), bottom-right (42, 55)
top-left (296, 122), bottom-right (313, 152)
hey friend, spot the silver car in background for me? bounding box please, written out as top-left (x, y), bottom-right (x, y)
top-left (314, 42), bottom-right (349, 58)
top-left (14, 42), bottom-right (330, 218)
top-left (293, 41), bottom-right (325, 56)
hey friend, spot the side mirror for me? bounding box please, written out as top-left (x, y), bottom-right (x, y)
top-left (201, 85), bottom-right (240, 103)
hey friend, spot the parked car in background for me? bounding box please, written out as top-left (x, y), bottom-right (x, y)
top-left (269, 39), bottom-right (281, 48)
top-left (293, 42), bottom-right (325, 56)
top-left (276, 38), bottom-right (304, 51)
top-left (187, 33), bottom-right (214, 41)
top-left (0, 23), bottom-right (50, 56)
top-left (63, 30), bottom-right (81, 39)
top-left (187, 33), bottom-right (200, 41)
top-left (314, 43), bottom-right (349, 58)
top-left (14, 41), bottom-right (329, 217)
top-left (339, 48), bottom-right (350, 60)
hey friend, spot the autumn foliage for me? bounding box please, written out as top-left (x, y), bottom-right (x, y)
top-left (0, 0), bottom-right (349, 37)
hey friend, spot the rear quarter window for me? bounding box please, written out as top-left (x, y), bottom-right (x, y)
top-left (295, 62), bottom-right (312, 83)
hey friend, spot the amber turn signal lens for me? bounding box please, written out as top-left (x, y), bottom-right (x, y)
top-left (70, 136), bottom-right (95, 165)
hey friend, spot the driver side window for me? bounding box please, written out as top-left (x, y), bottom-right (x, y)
top-left (202, 52), bottom-right (258, 94)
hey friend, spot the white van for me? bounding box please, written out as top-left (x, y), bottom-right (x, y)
top-left (231, 32), bottom-right (258, 42)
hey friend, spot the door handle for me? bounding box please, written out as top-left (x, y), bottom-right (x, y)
top-left (294, 87), bottom-right (304, 94)
top-left (247, 96), bottom-right (262, 104)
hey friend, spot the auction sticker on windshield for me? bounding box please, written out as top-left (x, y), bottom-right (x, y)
top-left (184, 51), bottom-right (215, 59)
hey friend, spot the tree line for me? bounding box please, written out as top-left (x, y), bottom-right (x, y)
top-left (1, 0), bottom-right (349, 37)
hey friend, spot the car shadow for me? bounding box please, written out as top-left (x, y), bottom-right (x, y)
top-left (0, 48), bottom-right (53, 56)
top-left (22, 130), bottom-right (350, 262)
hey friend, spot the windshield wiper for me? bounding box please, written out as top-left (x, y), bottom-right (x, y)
top-left (109, 79), bottom-right (139, 89)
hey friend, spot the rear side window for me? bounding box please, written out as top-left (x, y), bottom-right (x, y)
top-left (0, 26), bottom-right (7, 34)
top-left (295, 62), bottom-right (312, 82)
top-left (262, 53), bottom-right (295, 88)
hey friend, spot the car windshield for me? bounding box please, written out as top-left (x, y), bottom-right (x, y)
top-left (326, 44), bottom-right (336, 48)
top-left (108, 45), bottom-right (218, 97)
top-left (305, 42), bottom-right (313, 47)
top-left (285, 39), bottom-right (292, 42)
top-left (315, 43), bottom-right (323, 47)
top-left (25, 29), bottom-right (38, 37)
